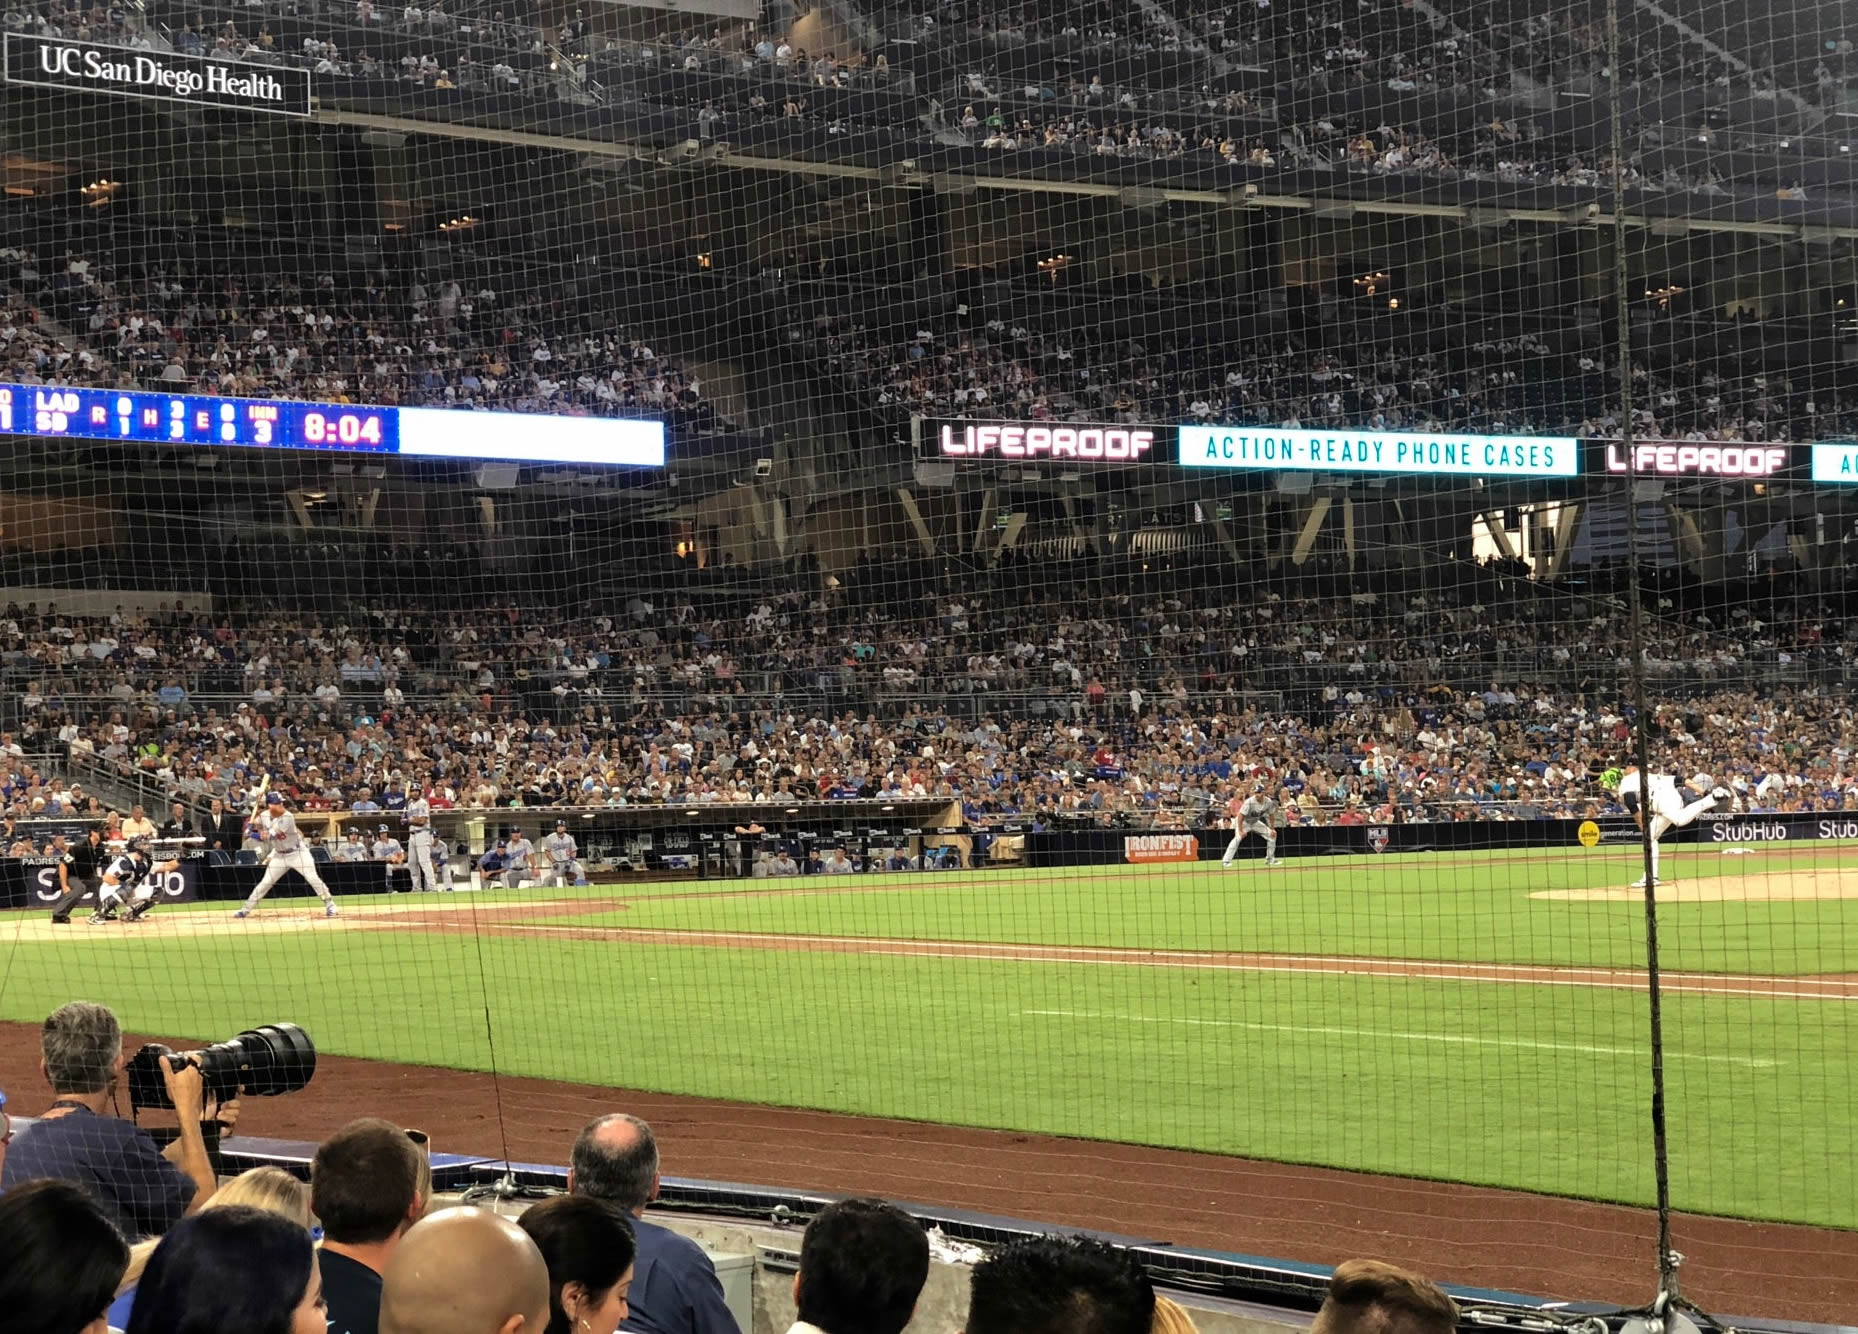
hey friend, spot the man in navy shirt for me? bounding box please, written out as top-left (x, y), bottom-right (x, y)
top-left (313, 1117), bottom-right (430, 1334)
top-left (1, 1001), bottom-right (217, 1239)
top-left (569, 1113), bottom-right (741, 1334)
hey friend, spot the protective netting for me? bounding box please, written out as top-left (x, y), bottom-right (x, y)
top-left (0, 0), bottom-right (1855, 1315)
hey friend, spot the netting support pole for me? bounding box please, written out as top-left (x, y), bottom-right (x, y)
top-left (1607, 0), bottom-right (1680, 1299)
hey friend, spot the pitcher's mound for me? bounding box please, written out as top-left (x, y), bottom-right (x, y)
top-left (1535, 869), bottom-right (1858, 902)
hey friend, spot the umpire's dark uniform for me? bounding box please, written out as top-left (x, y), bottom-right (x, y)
top-left (49, 830), bottom-right (105, 924)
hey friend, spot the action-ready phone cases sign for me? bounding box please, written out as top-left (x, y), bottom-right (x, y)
top-left (1178, 426), bottom-right (1579, 479)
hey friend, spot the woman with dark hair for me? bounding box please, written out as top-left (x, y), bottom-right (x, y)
top-left (0, 1178), bottom-right (130, 1334)
top-left (516, 1195), bottom-right (638, 1334)
top-left (123, 1205), bottom-right (326, 1334)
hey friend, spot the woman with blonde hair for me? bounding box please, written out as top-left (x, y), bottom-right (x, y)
top-left (1153, 1295), bottom-right (1202, 1334)
top-left (108, 1166), bottom-right (311, 1327)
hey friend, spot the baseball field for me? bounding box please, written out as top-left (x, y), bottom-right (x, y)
top-left (2, 840), bottom-right (1855, 1231)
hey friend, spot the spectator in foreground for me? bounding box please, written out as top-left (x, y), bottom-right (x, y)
top-left (516, 1194), bottom-right (638, 1334)
top-left (787, 1198), bottom-right (929, 1334)
top-left (110, 1166), bottom-right (311, 1328)
top-left (313, 1118), bottom-right (432, 1334)
top-left (1152, 1296), bottom-right (1201, 1333)
top-left (568, 1113), bottom-right (741, 1334)
top-left (380, 1207), bottom-right (551, 1334)
top-left (1310, 1260), bottom-right (1459, 1334)
top-left (963, 1235), bottom-right (1154, 1334)
top-left (124, 1205), bottom-right (324, 1334)
top-left (1, 1001), bottom-right (217, 1237)
top-left (0, 1178), bottom-right (129, 1334)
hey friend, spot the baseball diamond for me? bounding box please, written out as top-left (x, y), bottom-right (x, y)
top-left (5, 2), bottom-right (1858, 1326)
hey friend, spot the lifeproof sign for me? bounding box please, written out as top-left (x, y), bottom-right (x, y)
top-left (1124, 833), bottom-right (1199, 864)
top-left (1602, 442), bottom-right (1794, 479)
top-left (924, 419), bottom-right (1158, 464)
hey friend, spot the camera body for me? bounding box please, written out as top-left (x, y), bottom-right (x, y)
top-left (126, 1023), bottom-right (317, 1110)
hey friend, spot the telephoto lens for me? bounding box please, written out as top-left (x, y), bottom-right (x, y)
top-left (126, 1023), bottom-right (317, 1109)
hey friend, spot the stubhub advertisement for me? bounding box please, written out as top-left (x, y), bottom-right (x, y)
top-left (1178, 427), bottom-right (1579, 479)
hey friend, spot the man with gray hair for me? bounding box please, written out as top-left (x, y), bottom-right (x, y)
top-left (0, 1001), bottom-right (217, 1238)
top-left (569, 1113), bottom-right (741, 1334)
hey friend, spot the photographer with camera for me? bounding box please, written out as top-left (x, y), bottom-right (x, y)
top-left (1, 1001), bottom-right (221, 1240)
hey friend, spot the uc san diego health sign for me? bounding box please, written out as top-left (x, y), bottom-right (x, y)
top-left (1178, 426), bottom-right (1578, 479)
top-left (4, 33), bottom-right (311, 116)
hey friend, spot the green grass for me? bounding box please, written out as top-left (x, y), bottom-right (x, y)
top-left (1, 845), bottom-right (1855, 1229)
top-left (561, 847), bottom-right (1858, 975)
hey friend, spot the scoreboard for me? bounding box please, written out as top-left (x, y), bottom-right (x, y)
top-left (0, 383), bottom-right (666, 468)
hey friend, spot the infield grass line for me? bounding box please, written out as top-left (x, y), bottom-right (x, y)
top-left (1017, 1009), bottom-right (1784, 1068)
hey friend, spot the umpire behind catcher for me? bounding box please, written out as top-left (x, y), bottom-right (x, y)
top-left (49, 826), bottom-right (107, 924)
top-left (0, 1001), bottom-right (219, 1239)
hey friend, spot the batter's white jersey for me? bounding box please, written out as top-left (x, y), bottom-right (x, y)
top-left (242, 810), bottom-right (336, 909)
top-left (260, 810), bottom-right (307, 854)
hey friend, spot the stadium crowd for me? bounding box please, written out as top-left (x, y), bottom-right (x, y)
top-left (5, 0), bottom-right (1836, 198)
top-left (898, 0), bottom-right (1819, 102)
top-left (810, 313), bottom-right (1849, 448)
top-left (0, 1000), bottom-right (1466, 1334)
top-left (0, 222), bottom-right (716, 428)
top-left (8, 211), bottom-right (1839, 449)
top-left (0, 557), bottom-right (1852, 832)
top-left (11, 202), bottom-right (1837, 448)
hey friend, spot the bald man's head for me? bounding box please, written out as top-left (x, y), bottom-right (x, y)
top-left (379, 1206), bottom-right (551, 1334)
top-left (569, 1113), bottom-right (659, 1212)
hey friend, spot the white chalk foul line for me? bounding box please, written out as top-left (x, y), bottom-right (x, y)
top-left (1018, 1010), bottom-right (1781, 1068)
top-left (497, 923), bottom-right (1858, 1001)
